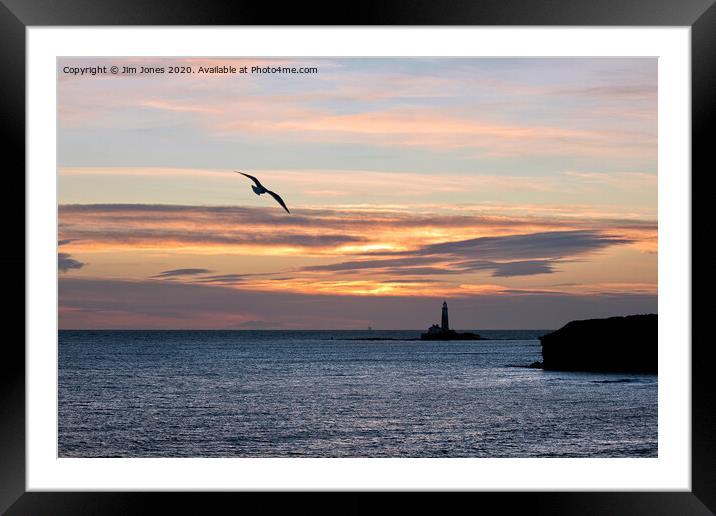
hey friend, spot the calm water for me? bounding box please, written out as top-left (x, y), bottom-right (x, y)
top-left (58, 330), bottom-right (657, 458)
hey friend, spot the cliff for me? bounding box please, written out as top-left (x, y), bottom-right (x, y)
top-left (538, 314), bottom-right (657, 373)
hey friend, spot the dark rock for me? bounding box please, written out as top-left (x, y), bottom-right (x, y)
top-left (539, 314), bottom-right (657, 373)
top-left (527, 361), bottom-right (544, 369)
top-left (420, 329), bottom-right (484, 341)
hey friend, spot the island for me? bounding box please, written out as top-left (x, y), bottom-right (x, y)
top-left (534, 314), bottom-right (657, 373)
top-left (420, 301), bottom-right (484, 341)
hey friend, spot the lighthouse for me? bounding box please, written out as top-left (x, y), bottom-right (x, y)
top-left (420, 301), bottom-right (485, 340)
top-left (421, 301), bottom-right (481, 340)
top-left (441, 301), bottom-right (449, 331)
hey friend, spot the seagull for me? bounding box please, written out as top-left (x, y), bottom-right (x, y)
top-left (235, 171), bottom-right (290, 214)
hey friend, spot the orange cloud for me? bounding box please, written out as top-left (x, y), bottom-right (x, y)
top-left (58, 203), bottom-right (656, 299)
top-left (58, 203), bottom-right (656, 257)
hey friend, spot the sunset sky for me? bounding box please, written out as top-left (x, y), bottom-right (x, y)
top-left (58, 57), bottom-right (657, 329)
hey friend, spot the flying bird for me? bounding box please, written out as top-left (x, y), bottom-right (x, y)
top-left (235, 171), bottom-right (290, 214)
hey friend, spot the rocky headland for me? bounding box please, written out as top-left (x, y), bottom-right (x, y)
top-left (533, 314), bottom-right (657, 373)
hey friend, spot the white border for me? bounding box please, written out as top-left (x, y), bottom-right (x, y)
top-left (27, 27), bottom-right (691, 491)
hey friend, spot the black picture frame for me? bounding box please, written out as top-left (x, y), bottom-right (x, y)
top-left (3, 0), bottom-right (711, 513)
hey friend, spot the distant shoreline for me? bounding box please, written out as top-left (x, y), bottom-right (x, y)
top-left (59, 328), bottom-right (555, 333)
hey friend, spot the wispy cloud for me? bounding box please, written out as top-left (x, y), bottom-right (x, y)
top-left (59, 204), bottom-right (368, 252)
top-left (58, 239), bottom-right (86, 273)
top-left (58, 203), bottom-right (656, 270)
top-left (58, 57), bottom-right (656, 162)
top-left (58, 200), bottom-right (655, 298)
top-left (212, 106), bottom-right (655, 158)
top-left (58, 252), bottom-right (85, 273)
top-left (554, 84), bottom-right (656, 100)
top-left (152, 268), bottom-right (213, 279)
top-left (410, 230), bottom-right (631, 259)
top-left (303, 230), bottom-right (631, 279)
top-left (119, 229), bottom-right (639, 298)
top-left (192, 274), bottom-right (252, 285)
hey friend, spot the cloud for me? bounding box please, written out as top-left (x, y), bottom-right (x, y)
top-left (304, 230), bottom-right (631, 278)
top-left (58, 204), bottom-right (367, 251)
top-left (211, 106), bottom-right (655, 158)
top-left (410, 230), bottom-right (632, 260)
top-left (471, 260), bottom-right (558, 277)
top-left (57, 204), bottom-right (653, 297)
top-left (58, 252), bottom-right (85, 273)
top-left (193, 274), bottom-right (251, 285)
top-left (562, 171), bottom-right (657, 190)
top-left (58, 204), bottom-right (653, 259)
top-left (58, 57), bottom-right (656, 161)
top-left (56, 58), bottom-right (657, 210)
top-left (303, 256), bottom-right (436, 273)
top-left (69, 228), bottom-right (361, 249)
top-left (316, 259), bottom-right (558, 278)
top-left (152, 268), bottom-right (213, 279)
top-left (555, 84), bottom-right (656, 99)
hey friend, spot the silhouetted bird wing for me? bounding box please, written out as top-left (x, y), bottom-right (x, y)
top-left (266, 190), bottom-right (290, 214)
top-left (236, 171), bottom-right (264, 189)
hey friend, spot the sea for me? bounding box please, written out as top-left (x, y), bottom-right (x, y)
top-left (58, 330), bottom-right (658, 458)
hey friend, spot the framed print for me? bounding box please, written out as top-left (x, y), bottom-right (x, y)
top-left (4, 0), bottom-right (712, 513)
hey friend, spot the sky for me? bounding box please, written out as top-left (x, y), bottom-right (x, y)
top-left (57, 57), bottom-right (657, 329)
